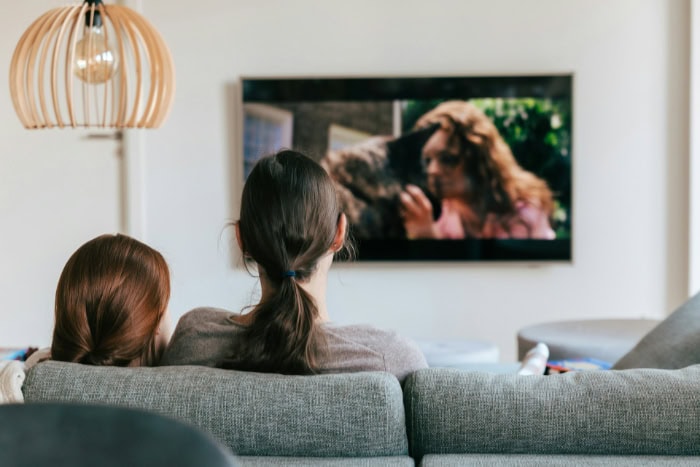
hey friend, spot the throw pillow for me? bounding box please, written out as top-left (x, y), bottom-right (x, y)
top-left (613, 291), bottom-right (700, 369)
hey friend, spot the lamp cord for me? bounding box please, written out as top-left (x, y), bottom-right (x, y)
top-left (84, 0), bottom-right (104, 27)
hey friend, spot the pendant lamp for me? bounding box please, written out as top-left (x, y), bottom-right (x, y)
top-left (9, 0), bottom-right (175, 129)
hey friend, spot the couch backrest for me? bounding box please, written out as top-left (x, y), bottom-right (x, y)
top-left (404, 366), bottom-right (700, 459)
top-left (24, 362), bottom-right (408, 458)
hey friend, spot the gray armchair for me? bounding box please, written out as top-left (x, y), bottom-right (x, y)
top-left (0, 402), bottom-right (237, 467)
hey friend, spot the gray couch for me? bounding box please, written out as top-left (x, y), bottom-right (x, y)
top-left (23, 362), bottom-right (411, 466)
top-left (404, 366), bottom-right (700, 466)
top-left (22, 361), bottom-right (700, 466)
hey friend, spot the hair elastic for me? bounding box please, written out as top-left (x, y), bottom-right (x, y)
top-left (283, 270), bottom-right (296, 278)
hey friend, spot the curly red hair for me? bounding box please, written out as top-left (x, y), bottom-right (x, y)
top-left (415, 100), bottom-right (554, 236)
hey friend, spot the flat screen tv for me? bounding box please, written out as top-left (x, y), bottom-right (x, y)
top-left (241, 74), bottom-right (572, 262)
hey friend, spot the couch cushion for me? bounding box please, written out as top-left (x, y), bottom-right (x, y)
top-left (613, 292), bottom-right (700, 369)
top-left (404, 367), bottom-right (700, 459)
top-left (236, 457), bottom-right (413, 466)
top-left (419, 454), bottom-right (700, 466)
top-left (23, 362), bottom-right (408, 458)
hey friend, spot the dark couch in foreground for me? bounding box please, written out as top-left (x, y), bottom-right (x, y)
top-left (404, 366), bottom-right (700, 465)
top-left (21, 361), bottom-right (700, 466)
top-left (0, 402), bottom-right (236, 467)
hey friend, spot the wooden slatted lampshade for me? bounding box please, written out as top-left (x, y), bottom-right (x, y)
top-left (9, 0), bottom-right (175, 129)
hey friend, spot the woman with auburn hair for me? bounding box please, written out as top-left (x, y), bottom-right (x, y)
top-left (161, 150), bottom-right (427, 381)
top-left (400, 100), bottom-right (556, 240)
top-left (51, 233), bottom-right (171, 367)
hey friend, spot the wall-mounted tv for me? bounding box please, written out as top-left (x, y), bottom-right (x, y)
top-left (241, 74), bottom-right (572, 262)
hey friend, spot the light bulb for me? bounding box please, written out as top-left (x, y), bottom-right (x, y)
top-left (73, 25), bottom-right (118, 84)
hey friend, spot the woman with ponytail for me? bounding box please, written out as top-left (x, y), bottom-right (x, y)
top-left (51, 234), bottom-right (171, 367)
top-left (161, 150), bottom-right (427, 381)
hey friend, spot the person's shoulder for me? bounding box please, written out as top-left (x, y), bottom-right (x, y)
top-left (328, 323), bottom-right (395, 338)
top-left (179, 307), bottom-right (236, 325)
top-left (515, 198), bottom-right (555, 219)
top-left (161, 307), bottom-right (240, 367)
top-left (322, 323), bottom-right (428, 381)
top-left (327, 324), bottom-right (422, 354)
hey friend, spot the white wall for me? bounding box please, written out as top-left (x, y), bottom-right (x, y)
top-left (138, 0), bottom-right (690, 361)
top-left (1, 0), bottom-right (690, 362)
top-left (0, 1), bottom-right (121, 347)
top-left (689, 0), bottom-right (700, 294)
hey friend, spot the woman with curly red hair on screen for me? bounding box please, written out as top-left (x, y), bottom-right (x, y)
top-left (400, 100), bottom-right (556, 240)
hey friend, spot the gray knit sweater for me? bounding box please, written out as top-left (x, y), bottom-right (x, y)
top-left (161, 307), bottom-right (428, 383)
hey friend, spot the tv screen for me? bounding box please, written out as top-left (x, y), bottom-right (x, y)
top-left (241, 75), bottom-right (572, 261)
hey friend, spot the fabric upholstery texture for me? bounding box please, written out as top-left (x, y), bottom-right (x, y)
top-left (23, 361), bottom-right (408, 458)
top-left (404, 367), bottom-right (700, 460)
top-left (419, 454), bottom-right (700, 466)
top-left (613, 291), bottom-right (700, 369)
top-left (235, 456), bottom-right (413, 466)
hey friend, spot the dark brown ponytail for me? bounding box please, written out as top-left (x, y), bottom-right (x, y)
top-left (225, 276), bottom-right (323, 374)
top-left (222, 150), bottom-right (350, 374)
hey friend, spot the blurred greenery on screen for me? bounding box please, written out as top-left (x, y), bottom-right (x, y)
top-left (401, 98), bottom-right (572, 238)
